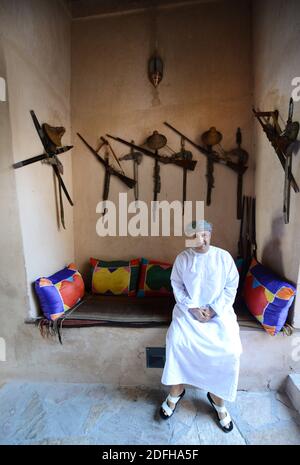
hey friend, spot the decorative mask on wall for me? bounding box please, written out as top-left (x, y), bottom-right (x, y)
top-left (148, 54), bottom-right (163, 88)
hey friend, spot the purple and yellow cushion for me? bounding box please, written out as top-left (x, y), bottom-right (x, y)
top-left (243, 258), bottom-right (296, 335)
top-left (35, 263), bottom-right (85, 321)
top-left (137, 258), bottom-right (173, 297)
top-left (90, 258), bottom-right (140, 296)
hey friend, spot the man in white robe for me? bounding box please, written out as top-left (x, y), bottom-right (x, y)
top-left (160, 220), bottom-right (242, 432)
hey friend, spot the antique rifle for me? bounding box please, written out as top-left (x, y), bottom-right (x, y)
top-left (107, 132), bottom-right (196, 217)
top-left (106, 134), bottom-right (197, 171)
top-left (163, 122), bottom-right (246, 174)
top-left (164, 122), bottom-right (248, 215)
top-left (77, 133), bottom-right (136, 190)
top-left (13, 110), bottom-right (73, 229)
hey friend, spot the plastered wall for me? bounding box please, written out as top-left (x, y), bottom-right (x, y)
top-left (0, 0), bottom-right (299, 390)
top-left (71, 0), bottom-right (254, 278)
top-left (252, 0), bottom-right (300, 326)
top-left (0, 0), bottom-right (74, 318)
top-left (0, 0), bottom-right (74, 379)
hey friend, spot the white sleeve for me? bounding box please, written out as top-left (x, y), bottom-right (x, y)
top-left (171, 254), bottom-right (198, 309)
top-left (209, 254), bottom-right (239, 317)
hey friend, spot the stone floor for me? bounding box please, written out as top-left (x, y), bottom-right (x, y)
top-left (0, 381), bottom-right (300, 445)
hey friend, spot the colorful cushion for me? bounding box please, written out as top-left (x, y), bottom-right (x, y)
top-left (243, 258), bottom-right (296, 335)
top-left (90, 258), bottom-right (140, 296)
top-left (137, 258), bottom-right (173, 297)
top-left (35, 263), bottom-right (85, 321)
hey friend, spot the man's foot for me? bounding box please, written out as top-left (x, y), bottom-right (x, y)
top-left (207, 392), bottom-right (233, 432)
top-left (209, 393), bottom-right (226, 421)
top-left (161, 388), bottom-right (185, 415)
top-left (160, 389), bottom-right (185, 419)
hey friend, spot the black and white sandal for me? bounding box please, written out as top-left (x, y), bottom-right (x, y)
top-left (159, 389), bottom-right (186, 420)
top-left (207, 392), bottom-right (233, 433)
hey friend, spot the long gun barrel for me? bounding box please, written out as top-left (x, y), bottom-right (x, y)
top-left (77, 133), bottom-right (136, 189)
top-left (106, 134), bottom-right (197, 171)
top-left (164, 122), bottom-right (245, 175)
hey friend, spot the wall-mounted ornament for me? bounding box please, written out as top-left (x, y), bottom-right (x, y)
top-left (13, 110), bottom-right (73, 229)
top-left (253, 98), bottom-right (299, 223)
top-left (171, 138), bottom-right (193, 214)
top-left (106, 132), bottom-right (196, 216)
top-left (201, 127), bottom-right (223, 207)
top-left (118, 142), bottom-right (143, 202)
top-left (148, 54), bottom-right (163, 88)
top-left (220, 128), bottom-right (249, 219)
top-left (148, 3), bottom-right (162, 106)
top-left (77, 133), bottom-right (136, 216)
top-left (164, 122), bottom-right (248, 219)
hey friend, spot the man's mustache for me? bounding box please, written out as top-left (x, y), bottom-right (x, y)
top-left (195, 238), bottom-right (208, 246)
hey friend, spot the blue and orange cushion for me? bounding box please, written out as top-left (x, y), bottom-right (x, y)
top-left (243, 258), bottom-right (296, 335)
top-left (90, 258), bottom-right (140, 296)
top-left (137, 258), bottom-right (173, 297)
top-left (35, 263), bottom-right (85, 321)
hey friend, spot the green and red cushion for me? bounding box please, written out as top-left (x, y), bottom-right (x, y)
top-left (243, 258), bottom-right (296, 335)
top-left (90, 257), bottom-right (140, 296)
top-left (137, 258), bottom-right (173, 297)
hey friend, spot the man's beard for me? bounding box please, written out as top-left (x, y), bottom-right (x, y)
top-left (194, 240), bottom-right (210, 252)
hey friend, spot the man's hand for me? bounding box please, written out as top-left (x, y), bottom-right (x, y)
top-left (189, 306), bottom-right (216, 323)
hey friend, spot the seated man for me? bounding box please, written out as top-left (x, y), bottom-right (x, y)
top-left (160, 220), bottom-right (242, 433)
